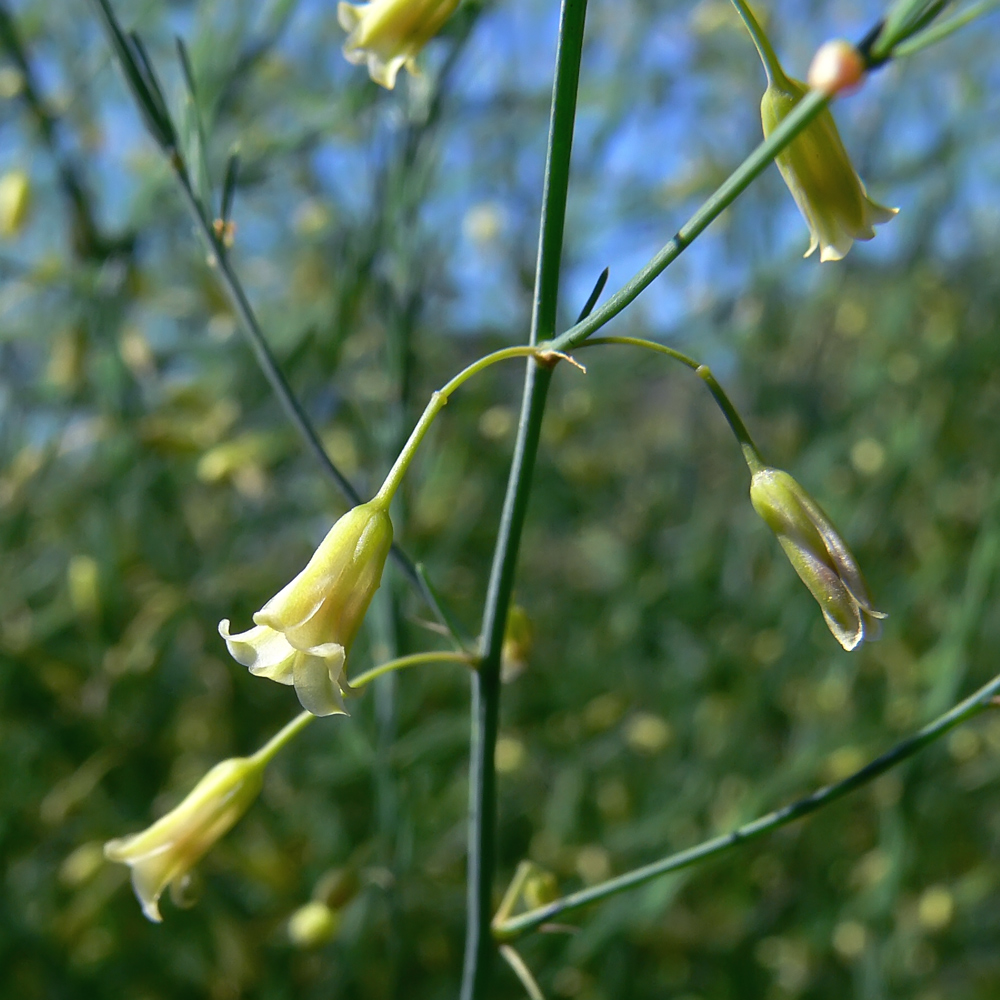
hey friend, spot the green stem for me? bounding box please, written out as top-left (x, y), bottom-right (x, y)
top-left (499, 946), bottom-right (546, 1000)
top-left (584, 337), bottom-right (764, 470)
top-left (729, 0), bottom-right (792, 88)
top-left (249, 650), bottom-right (475, 767)
top-left (350, 650), bottom-right (475, 689)
top-left (249, 710), bottom-right (316, 767)
top-left (493, 669), bottom-right (1000, 941)
top-left (167, 168), bottom-right (465, 642)
top-left (875, 0), bottom-right (946, 59)
top-left (890, 0), bottom-right (999, 57)
top-left (173, 172), bottom-right (362, 508)
top-left (460, 3), bottom-right (588, 997)
top-left (549, 88), bottom-right (829, 355)
top-left (86, 0), bottom-right (469, 632)
top-left (374, 345), bottom-right (544, 506)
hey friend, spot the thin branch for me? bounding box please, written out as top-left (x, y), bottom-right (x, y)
top-left (0, 1), bottom-right (131, 259)
top-left (550, 87), bottom-right (830, 354)
top-left (500, 945), bottom-right (547, 1000)
top-left (87, 0), bottom-right (465, 642)
top-left (493, 669), bottom-right (1000, 941)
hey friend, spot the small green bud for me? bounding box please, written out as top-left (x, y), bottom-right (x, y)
top-left (750, 467), bottom-right (886, 651)
top-left (500, 604), bottom-right (533, 683)
top-left (288, 901), bottom-right (341, 948)
top-left (0, 169), bottom-right (31, 236)
top-left (522, 867), bottom-right (559, 910)
top-left (220, 499), bottom-right (393, 716)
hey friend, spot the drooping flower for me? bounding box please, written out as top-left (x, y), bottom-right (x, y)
top-left (220, 499), bottom-right (393, 716)
top-left (733, 0), bottom-right (897, 261)
top-left (338, 0), bottom-right (461, 90)
top-left (104, 756), bottom-right (264, 922)
top-left (750, 466), bottom-right (886, 651)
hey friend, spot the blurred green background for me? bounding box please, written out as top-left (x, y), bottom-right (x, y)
top-left (3, 0), bottom-right (1000, 997)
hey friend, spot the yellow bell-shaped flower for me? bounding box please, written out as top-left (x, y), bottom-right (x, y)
top-left (733, 1), bottom-right (897, 261)
top-left (219, 500), bottom-right (393, 716)
top-left (338, 0), bottom-right (461, 89)
top-left (104, 756), bottom-right (264, 922)
top-left (750, 466), bottom-right (886, 651)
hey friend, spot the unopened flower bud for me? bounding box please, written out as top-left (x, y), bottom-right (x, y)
top-left (500, 604), bottom-right (533, 683)
top-left (522, 867), bottom-right (559, 910)
top-left (0, 169), bottom-right (31, 236)
top-left (807, 40), bottom-right (866, 96)
top-left (338, 0), bottom-right (461, 90)
top-left (220, 499), bottom-right (393, 716)
top-left (104, 756), bottom-right (265, 922)
top-left (750, 467), bottom-right (886, 651)
top-left (288, 901), bottom-right (341, 947)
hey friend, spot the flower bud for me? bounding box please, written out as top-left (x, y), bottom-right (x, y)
top-left (288, 901), bottom-right (341, 948)
top-left (750, 467), bottom-right (886, 651)
top-left (104, 756), bottom-right (265, 922)
top-left (807, 40), bottom-right (866, 96)
top-left (220, 500), bottom-right (393, 716)
top-left (338, 0), bottom-right (461, 90)
top-left (0, 169), bottom-right (31, 236)
top-left (522, 867), bottom-right (559, 910)
top-left (500, 604), bottom-right (533, 683)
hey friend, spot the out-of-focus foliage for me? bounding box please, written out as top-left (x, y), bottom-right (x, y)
top-left (2, 0), bottom-right (1000, 998)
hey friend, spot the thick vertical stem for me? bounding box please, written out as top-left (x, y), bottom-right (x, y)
top-left (460, 362), bottom-right (552, 1000)
top-left (458, 2), bottom-right (588, 997)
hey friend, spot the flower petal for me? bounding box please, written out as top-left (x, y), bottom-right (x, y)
top-left (218, 620), bottom-right (296, 685)
top-left (777, 537), bottom-right (865, 650)
top-left (291, 644), bottom-right (349, 717)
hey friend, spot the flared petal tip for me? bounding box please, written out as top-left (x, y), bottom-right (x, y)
top-left (825, 613), bottom-right (864, 652)
top-left (869, 203), bottom-right (899, 226)
top-left (337, 2), bottom-right (362, 31)
top-left (104, 837), bottom-right (167, 922)
top-left (138, 895), bottom-right (164, 923)
top-left (103, 836), bottom-right (131, 862)
top-left (817, 243), bottom-right (849, 263)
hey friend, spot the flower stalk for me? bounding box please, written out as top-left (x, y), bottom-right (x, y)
top-left (105, 648), bottom-right (472, 922)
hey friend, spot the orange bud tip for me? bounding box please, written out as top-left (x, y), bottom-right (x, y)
top-left (808, 40), bottom-right (866, 97)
